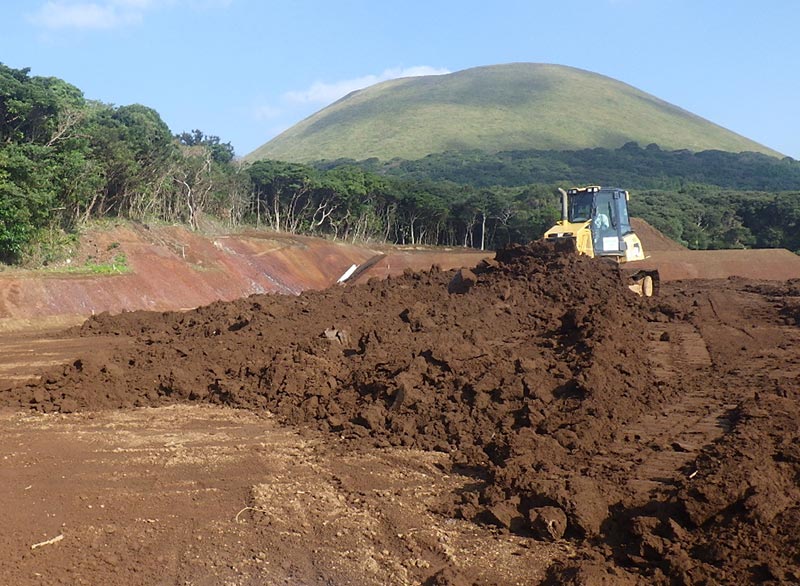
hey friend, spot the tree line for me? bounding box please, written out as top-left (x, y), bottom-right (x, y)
top-left (248, 161), bottom-right (558, 249)
top-left (325, 141), bottom-right (800, 191)
top-left (630, 186), bottom-right (800, 251)
top-left (0, 63), bottom-right (251, 263)
top-left (2, 62), bottom-right (800, 265)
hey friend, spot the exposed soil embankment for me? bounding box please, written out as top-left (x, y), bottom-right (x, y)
top-left (0, 223), bottom-right (491, 327)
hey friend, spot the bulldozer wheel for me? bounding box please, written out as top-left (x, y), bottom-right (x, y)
top-left (642, 275), bottom-right (654, 297)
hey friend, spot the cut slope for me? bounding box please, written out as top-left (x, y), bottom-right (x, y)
top-left (248, 63), bottom-right (781, 162)
top-left (0, 224), bottom-right (490, 328)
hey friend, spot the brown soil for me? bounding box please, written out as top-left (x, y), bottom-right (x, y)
top-left (630, 218), bottom-right (687, 252)
top-left (637, 248), bottom-right (800, 281)
top-left (2, 238), bottom-right (799, 585)
top-left (1, 405), bottom-right (565, 586)
top-left (631, 217), bottom-right (800, 281)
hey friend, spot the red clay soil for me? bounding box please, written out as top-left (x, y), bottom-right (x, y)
top-left (0, 223), bottom-right (490, 326)
top-left (3, 241), bottom-right (800, 584)
top-left (637, 248), bottom-right (800, 281)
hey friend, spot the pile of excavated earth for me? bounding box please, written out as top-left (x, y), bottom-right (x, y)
top-left (3, 241), bottom-right (799, 585)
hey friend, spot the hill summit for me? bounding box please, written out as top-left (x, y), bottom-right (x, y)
top-left (247, 63), bottom-right (780, 163)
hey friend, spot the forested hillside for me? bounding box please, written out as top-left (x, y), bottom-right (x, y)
top-left (340, 143), bottom-right (800, 191)
top-left (2, 63), bottom-right (799, 266)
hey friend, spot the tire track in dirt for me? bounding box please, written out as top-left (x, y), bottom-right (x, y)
top-left (596, 323), bottom-right (736, 503)
top-left (598, 279), bottom-right (797, 506)
top-left (592, 282), bottom-right (800, 586)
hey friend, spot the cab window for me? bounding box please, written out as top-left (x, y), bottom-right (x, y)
top-left (594, 190), bottom-right (617, 229)
top-left (569, 193), bottom-right (593, 222)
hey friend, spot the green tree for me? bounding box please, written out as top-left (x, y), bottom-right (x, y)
top-left (248, 160), bottom-right (318, 232)
top-left (316, 166), bottom-right (388, 241)
top-left (177, 129), bottom-right (235, 164)
top-left (0, 143), bottom-right (57, 262)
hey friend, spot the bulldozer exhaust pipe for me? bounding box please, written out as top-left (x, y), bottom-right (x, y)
top-left (558, 188), bottom-right (568, 222)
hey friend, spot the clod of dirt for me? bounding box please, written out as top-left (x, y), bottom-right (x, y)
top-left (529, 506), bottom-right (568, 541)
top-left (447, 268), bottom-right (478, 294)
top-left (541, 554), bottom-right (643, 586)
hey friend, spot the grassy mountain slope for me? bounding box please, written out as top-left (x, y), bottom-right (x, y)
top-left (247, 63), bottom-right (781, 163)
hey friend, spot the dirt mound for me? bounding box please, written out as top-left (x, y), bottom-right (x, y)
top-left (3, 243), bottom-right (800, 584)
top-left (10, 244), bottom-right (661, 432)
top-left (630, 217), bottom-right (687, 252)
top-left (3, 243), bottom-right (665, 528)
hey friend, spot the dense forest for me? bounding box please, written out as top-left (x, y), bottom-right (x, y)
top-left (2, 62), bottom-right (799, 266)
top-left (328, 143), bottom-right (800, 191)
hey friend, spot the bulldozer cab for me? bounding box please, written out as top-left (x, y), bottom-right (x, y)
top-left (579, 187), bottom-right (633, 257)
top-left (567, 190), bottom-right (593, 223)
top-left (561, 186), bottom-right (633, 256)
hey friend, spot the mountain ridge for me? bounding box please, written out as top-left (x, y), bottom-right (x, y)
top-left (247, 63), bottom-right (781, 162)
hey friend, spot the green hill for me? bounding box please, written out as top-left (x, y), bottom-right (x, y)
top-left (247, 63), bottom-right (781, 163)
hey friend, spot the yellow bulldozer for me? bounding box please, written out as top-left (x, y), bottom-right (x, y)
top-left (543, 186), bottom-right (659, 296)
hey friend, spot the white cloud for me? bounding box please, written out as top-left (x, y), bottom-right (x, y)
top-left (247, 66), bottom-right (451, 145)
top-left (28, 0), bottom-right (230, 30)
top-left (283, 66), bottom-right (451, 105)
top-left (111, 0), bottom-right (154, 8)
top-left (28, 1), bottom-right (144, 29)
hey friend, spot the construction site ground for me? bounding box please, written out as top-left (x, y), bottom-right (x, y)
top-left (1, 222), bottom-right (799, 585)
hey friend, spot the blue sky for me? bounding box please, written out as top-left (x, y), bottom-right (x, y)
top-left (2, 0), bottom-right (798, 159)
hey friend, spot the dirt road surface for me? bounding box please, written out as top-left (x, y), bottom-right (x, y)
top-left (1, 405), bottom-right (565, 585)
